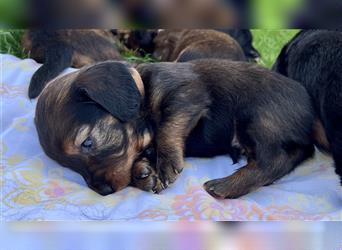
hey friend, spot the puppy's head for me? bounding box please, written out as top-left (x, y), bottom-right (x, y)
top-left (127, 30), bottom-right (158, 55)
top-left (35, 61), bottom-right (149, 195)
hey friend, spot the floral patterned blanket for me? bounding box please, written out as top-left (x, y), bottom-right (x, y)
top-left (2, 54), bottom-right (342, 220)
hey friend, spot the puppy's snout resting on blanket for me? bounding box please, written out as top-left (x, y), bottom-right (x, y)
top-left (35, 59), bottom-right (319, 199)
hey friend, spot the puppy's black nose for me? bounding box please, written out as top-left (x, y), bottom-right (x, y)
top-left (94, 183), bottom-right (115, 196)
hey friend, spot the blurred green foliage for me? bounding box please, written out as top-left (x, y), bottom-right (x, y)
top-left (252, 0), bottom-right (304, 28)
top-left (0, 0), bottom-right (27, 27)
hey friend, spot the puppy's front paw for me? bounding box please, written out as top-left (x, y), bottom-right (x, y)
top-left (132, 158), bottom-right (164, 194)
top-left (157, 157), bottom-right (184, 187)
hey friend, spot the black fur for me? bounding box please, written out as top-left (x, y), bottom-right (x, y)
top-left (273, 29), bottom-right (342, 184)
top-left (27, 31), bottom-right (73, 99)
top-left (218, 29), bottom-right (260, 61)
top-left (72, 62), bottom-right (142, 122)
top-left (24, 30), bottom-right (122, 99)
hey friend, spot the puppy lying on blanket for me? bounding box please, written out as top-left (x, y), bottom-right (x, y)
top-left (34, 59), bottom-right (317, 198)
top-left (273, 29), bottom-right (342, 184)
top-left (22, 30), bottom-right (122, 99)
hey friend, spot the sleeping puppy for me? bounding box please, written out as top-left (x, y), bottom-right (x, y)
top-left (35, 59), bottom-right (316, 198)
top-left (152, 29), bottom-right (246, 62)
top-left (272, 29), bottom-right (342, 184)
top-left (34, 61), bottom-right (163, 195)
top-left (22, 30), bottom-right (123, 99)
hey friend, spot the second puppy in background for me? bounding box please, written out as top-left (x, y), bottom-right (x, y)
top-left (23, 30), bottom-right (123, 99)
top-left (117, 29), bottom-right (260, 62)
top-left (273, 29), bottom-right (342, 184)
top-left (153, 29), bottom-right (246, 62)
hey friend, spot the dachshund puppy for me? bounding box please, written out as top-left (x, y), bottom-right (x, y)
top-left (273, 29), bottom-right (342, 184)
top-left (22, 30), bottom-right (122, 99)
top-left (35, 59), bottom-right (315, 198)
top-left (152, 29), bottom-right (246, 62)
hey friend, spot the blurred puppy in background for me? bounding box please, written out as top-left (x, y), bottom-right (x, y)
top-left (116, 29), bottom-right (260, 62)
top-left (273, 29), bottom-right (342, 184)
top-left (112, 29), bottom-right (158, 56)
top-left (152, 29), bottom-right (246, 62)
top-left (22, 30), bottom-right (123, 99)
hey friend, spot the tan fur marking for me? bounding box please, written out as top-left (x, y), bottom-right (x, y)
top-left (313, 119), bottom-right (330, 151)
top-left (129, 67), bottom-right (145, 97)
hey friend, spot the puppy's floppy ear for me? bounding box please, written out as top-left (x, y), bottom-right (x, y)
top-left (73, 62), bottom-right (142, 122)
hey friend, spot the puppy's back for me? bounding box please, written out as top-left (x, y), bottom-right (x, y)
top-left (139, 59), bottom-right (314, 142)
top-left (175, 30), bottom-right (246, 62)
top-left (153, 30), bottom-right (246, 62)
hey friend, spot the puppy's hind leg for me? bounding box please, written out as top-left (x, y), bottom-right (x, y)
top-left (204, 143), bottom-right (314, 199)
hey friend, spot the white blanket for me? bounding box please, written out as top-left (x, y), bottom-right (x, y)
top-left (2, 54), bottom-right (342, 220)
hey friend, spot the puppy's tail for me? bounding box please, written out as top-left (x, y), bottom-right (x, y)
top-left (28, 42), bottom-right (73, 99)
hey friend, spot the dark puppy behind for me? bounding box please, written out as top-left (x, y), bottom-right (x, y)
top-left (22, 30), bottom-right (122, 99)
top-left (153, 29), bottom-right (246, 62)
top-left (35, 59), bottom-right (316, 198)
top-left (273, 29), bottom-right (342, 184)
top-left (116, 29), bottom-right (260, 62)
top-left (113, 29), bottom-right (158, 56)
top-left (218, 29), bottom-right (260, 61)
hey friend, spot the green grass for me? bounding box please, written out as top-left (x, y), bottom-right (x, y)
top-left (0, 29), bottom-right (299, 67)
top-left (0, 29), bottom-right (27, 58)
top-left (121, 49), bottom-right (156, 64)
top-left (251, 29), bottom-right (299, 68)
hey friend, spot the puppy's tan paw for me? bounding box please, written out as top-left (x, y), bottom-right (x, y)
top-left (132, 158), bottom-right (164, 194)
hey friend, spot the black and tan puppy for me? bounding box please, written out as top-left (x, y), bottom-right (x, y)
top-left (35, 59), bottom-right (316, 198)
top-left (22, 30), bottom-right (123, 99)
top-left (152, 29), bottom-right (246, 62)
top-left (273, 29), bottom-right (342, 184)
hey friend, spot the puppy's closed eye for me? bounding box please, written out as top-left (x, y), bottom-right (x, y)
top-left (81, 136), bottom-right (94, 153)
